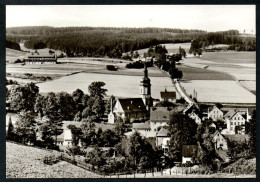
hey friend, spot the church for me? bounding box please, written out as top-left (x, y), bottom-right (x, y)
top-left (108, 63), bottom-right (153, 124)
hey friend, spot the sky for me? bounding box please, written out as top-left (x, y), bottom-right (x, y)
top-left (6, 5), bottom-right (256, 33)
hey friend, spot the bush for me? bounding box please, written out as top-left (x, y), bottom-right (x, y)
top-left (43, 154), bottom-right (61, 165)
top-left (14, 59), bottom-right (22, 64)
top-left (106, 65), bottom-right (118, 71)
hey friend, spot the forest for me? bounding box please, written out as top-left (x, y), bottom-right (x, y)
top-left (6, 26), bottom-right (256, 58)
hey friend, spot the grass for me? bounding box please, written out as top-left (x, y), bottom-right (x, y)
top-left (6, 142), bottom-right (102, 178)
top-left (6, 48), bottom-right (26, 57)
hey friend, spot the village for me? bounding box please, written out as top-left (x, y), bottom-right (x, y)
top-left (5, 5), bottom-right (256, 179)
top-left (6, 45), bottom-right (256, 177)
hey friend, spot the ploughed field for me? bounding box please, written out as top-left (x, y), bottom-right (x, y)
top-left (178, 51), bottom-right (256, 103)
top-left (6, 142), bottom-right (101, 178)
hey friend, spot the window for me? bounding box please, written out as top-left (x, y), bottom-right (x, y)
top-left (231, 122), bottom-right (233, 125)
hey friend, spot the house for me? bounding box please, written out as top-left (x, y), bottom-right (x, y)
top-left (150, 107), bottom-right (170, 132)
top-left (132, 122), bottom-right (155, 138)
top-left (183, 103), bottom-right (199, 115)
top-left (182, 145), bottom-right (198, 164)
top-left (109, 98), bottom-right (148, 123)
top-left (156, 127), bottom-right (170, 154)
top-left (208, 105), bottom-right (224, 121)
top-left (224, 110), bottom-right (246, 135)
top-left (160, 89), bottom-right (177, 102)
top-left (212, 130), bottom-right (228, 150)
top-left (188, 111), bottom-right (202, 125)
top-left (24, 52), bottom-right (57, 64)
top-left (56, 121), bottom-right (82, 146)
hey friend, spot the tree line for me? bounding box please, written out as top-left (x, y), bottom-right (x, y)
top-left (189, 31), bottom-right (256, 55)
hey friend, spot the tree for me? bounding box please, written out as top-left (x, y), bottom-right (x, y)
top-left (72, 89), bottom-right (84, 111)
top-left (88, 81), bottom-right (107, 99)
top-left (168, 113), bottom-right (198, 162)
top-left (92, 96), bottom-right (105, 119)
top-left (15, 111), bottom-right (37, 144)
top-left (194, 124), bottom-right (219, 170)
top-left (179, 46), bottom-right (186, 58)
top-left (81, 116), bottom-right (96, 147)
top-left (246, 110), bottom-right (256, 157)
top-left (9, 82), bottom-right (39, 112)
top-left (129, 131), bottom-right (144, 169)
top-left (105, 95), bottom-right (116, 114)
top-left (67, 125), bottom-right (82, 146)
top-left (6, 116), bottom-right (15, 140)
top-left (114, 116), bottom-right (127, 138)
top-left (56, 92), bottom-right (76, 121)
top-left (88, 145), bottom-right (107, 170)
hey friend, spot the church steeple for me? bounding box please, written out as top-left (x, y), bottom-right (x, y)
top-left (140, 61), bottom-right (152, 108)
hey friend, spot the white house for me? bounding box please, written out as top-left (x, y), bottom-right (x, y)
top-left (150, 107), bottom-right (170, 132)
top-left (182, 145), bottom-right (198, 164)
top-left (212, 130), bottom-right (228, 150)
top-left (188, 111), bottom-right (202, 125)
top-left (56, 121), bottom-right (82, 146)
top-left (131, 122), bottom-right (156, 138)
top-left (208, 105), bottom-right (224, 121)
top-left (156, 127), bottom-right (170, 154)
top-left (224, 110), bottom-right (246, 135)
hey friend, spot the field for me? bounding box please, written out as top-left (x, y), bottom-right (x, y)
top-left (180, 80), bottom-right (255, 104)
top-left (177, 65), bottom-right (233, 80)
top-left (36, 72), bottom-right (175, 99)
top-left (180, 51), bottom-right (256, 103)
top-left (6, 142), bottom-right (101, 178)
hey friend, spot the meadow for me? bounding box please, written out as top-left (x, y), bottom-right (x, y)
top-left (6, 142), bottom-right (101, 178)
top-left (36, 72), bottom-right (175, 99)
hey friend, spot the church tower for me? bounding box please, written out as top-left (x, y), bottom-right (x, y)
top-left (140, 62), bottom-right (152, 109)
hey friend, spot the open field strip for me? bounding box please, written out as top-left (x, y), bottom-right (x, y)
top-left (180, 80), bottom-right (255, 104)
top-left (37, 72), bottom-right (175, 99)
top-left (6, 142), bottom-right (102, 178)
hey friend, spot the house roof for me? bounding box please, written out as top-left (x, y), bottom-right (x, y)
top-left (132, 122), bottom-right (150, 130)
top-left (182, 145), bottom-right (198, 157)
top-left (156, 127), bottom-right (170, 137)
top-left (118, 98), bottom-right (147, 112)
top-left (62, 121), bottom-right (82, 130)
top-left (26, 53), bottom-right (56, 58)
top-left (183, 104), bottom-right (199, 114)
top-left (160, 91), bottom-right (176, 99)
top-left (224, 110), bottom-right (245, 120)
top-left (150, 107), bottom-right (170, 122)
top-left (223, 134), bottom-right (249, 142)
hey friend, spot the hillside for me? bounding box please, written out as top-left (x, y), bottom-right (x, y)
top-left (6, 142), bottom-right (101, 178)
top-left (6, 48), bottom-right (26, 57)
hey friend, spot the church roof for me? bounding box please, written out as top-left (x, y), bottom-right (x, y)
top-left (118, 98), bottom-right (147, 112)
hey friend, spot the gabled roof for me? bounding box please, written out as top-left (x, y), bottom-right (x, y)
top-left (160, 91), bottom-right (176, 99)
top-left (150, 107), bottom-right (170, 122)
top-left (183, 104), bottom-right (199, 115)
top-left (208, 105), bottom-right (223, 113)
top-left (224, 110), bottom-right (245, 120)
top-left (132, 122), bottom-right (150, 130)
top-left (223, 134), bottom-right (249, 142)
top-left (118, 98), bottom-right (147, 112)
top-left (156, 127), bottom-right (170, 137)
